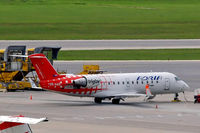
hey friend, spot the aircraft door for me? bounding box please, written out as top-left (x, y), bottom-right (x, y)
top-left (100, 76), bottom-right (108, 89)
top-left (165, 78), bottom-right (170, 90)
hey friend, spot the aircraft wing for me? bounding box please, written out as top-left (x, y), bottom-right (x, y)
top-left (0, 116), bottom-right (48, 124)
top-left (113, 92), bottom-right (145, 98)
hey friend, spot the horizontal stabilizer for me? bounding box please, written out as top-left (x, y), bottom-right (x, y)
top-left (0, 116), bottom-right (48, 124)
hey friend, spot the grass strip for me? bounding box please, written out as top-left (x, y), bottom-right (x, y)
top-left (1, 0), bottom-right (200, 39)
top-left (57, 49), bottom-right (200, 60)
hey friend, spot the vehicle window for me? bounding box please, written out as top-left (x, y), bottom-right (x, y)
top-left (118, 81), bottom-right (120, 85)
top-left (136, 81), bottom-right (138, 84)
top-left (132, 81), bottom-right (134, 84)
top-left (122, 81), bottom-right (124, 84)
top-left (156, 81), bottom-right (158, 83)
top-left (127, 81), bottom-right (129, 84)
top-left (113, 82), bottom-right (115, 85)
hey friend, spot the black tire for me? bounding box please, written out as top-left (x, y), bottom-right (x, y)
top-left (94, 97), bottom-right (102, 104)
top-left (194, 100), bottom-right (197, 104)
top-left (112, 99), bottom-right (120, 104)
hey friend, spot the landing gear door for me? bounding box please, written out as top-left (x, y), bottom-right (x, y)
top-left (165, 78), bottom-right (170, 90)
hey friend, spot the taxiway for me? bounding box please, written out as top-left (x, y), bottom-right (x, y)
top-left (0, 39), bottom-right (200, 50)
top-left (0, 61), bottom-right (200, 133)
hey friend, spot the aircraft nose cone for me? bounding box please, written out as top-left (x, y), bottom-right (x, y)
top-left (182, 81), bottom-right (190, 91)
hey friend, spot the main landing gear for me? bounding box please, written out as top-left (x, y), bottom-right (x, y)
top-left (94, 97), bottom-right (121, 104)
top-left (94, 97), bottom-right (102, 104)
top-left (112, 99), bottom-right (120, 104)
top-left (171, 93), bottom-right (181, 102)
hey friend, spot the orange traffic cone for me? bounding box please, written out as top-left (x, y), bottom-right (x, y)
top-left (30, 95), bottom-right (32, 100)
top-left (156, 104), bottom-right (158, 109)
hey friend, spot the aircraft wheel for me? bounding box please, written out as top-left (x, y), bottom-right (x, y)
top-left (94, 97), bottom-right (102, 104)
top-left (112, 99), bottom-right (120, 104)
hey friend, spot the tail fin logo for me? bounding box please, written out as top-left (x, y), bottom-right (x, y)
top-left (53, 74), bottom-right (58, 77)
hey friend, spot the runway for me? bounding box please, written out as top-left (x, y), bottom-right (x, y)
top-left (0, 39), bottom-right (200, 50)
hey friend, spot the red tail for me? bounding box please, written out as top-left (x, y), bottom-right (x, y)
top-left (29, 54), bottom-right (59, 80)
top-left (0, 115), bottom-right (30, 133)
top-left (0, 122), bottom-right (30, 132)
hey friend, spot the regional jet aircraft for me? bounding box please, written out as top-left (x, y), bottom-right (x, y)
top-left (29, 54), bottom-right (190, 104)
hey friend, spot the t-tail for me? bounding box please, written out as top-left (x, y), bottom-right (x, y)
top-left (29, 54), bottom-right (59, 81)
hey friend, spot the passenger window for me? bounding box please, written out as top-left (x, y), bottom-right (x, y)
top-left (122, 81), bottom-right (125, 85)
top-left (147, 81), bottom-right (149, 84)
top-left (118, 81), bottom-right (120, 85)
top-left (127, 81), bottom-right (129, 84)
top-left (113, 82), bottom-right (115, 85)
top-left (141, 81), bottom-right (143, 84)
top-left (108, 82), bottom-right (110, 85)
top-left (132, 81), bottom-right (134, 84)
top-left (136, 81), bottom-right (138, 84)
top-left (151, 80), bottom-right (153, 84)
top-left (156, 81), bottom-right (158, 83)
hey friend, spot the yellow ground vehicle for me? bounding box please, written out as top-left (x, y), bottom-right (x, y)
top-left (79, 65), bottom-right (104, 75)
top-left (0, 46), bottom-right (61, 92)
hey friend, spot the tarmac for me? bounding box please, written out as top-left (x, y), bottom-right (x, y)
top-left (0, 91), bottom-right (200, 133)
top-left (0, 60), bottom-right (200, 133)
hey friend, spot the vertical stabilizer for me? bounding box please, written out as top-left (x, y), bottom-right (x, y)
top-left (0, 122), bottom-right (32, 133)
top-left (29, 54), bottom-right (59, 80)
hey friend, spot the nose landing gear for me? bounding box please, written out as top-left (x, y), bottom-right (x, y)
top-left (171, 93), bottom-right (181, 102)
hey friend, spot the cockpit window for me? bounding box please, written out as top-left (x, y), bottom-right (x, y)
top-left (175, 77), bottom-right (181, 81)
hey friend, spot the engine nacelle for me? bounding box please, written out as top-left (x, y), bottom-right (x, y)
top-left (73, 75), bottom-right (101, 88)
top-left (73, 78), bottom-right (87, 87)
